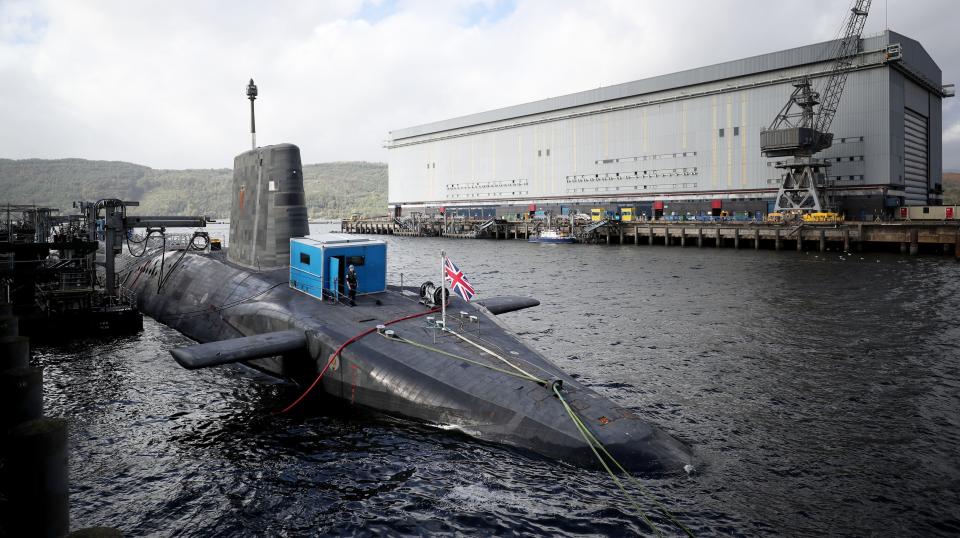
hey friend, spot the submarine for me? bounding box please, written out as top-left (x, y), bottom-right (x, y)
top-left (118, 140), bottom-right (693, 476)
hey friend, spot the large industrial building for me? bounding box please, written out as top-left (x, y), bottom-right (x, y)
top-left (386, 30), bottom-right (952, 220)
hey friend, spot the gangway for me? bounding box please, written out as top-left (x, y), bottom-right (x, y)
top-left (786, 223), bottom-right (805, 237)
top-left (583, 219), bottom-right (611, 234)
top-left (477, 218), bottom-right (500, 232)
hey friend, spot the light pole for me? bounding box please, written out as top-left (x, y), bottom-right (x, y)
top-left (247, 78), bottom-right (258, 150)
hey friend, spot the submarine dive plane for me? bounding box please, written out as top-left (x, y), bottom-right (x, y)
top-left (118, 141), bottom-right (693, 476)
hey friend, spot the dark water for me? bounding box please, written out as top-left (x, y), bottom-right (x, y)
top-left (36, 224), bottom-right (960, 536)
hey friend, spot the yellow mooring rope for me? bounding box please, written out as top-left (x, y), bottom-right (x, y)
top-left (380, 327), bottom-right (694, 536)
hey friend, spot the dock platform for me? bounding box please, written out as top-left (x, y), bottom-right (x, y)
top-left (341, 218), bottom-right (960, 257)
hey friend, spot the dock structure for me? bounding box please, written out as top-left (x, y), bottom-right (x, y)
top-left (341, 218), bottom-right (960, 257)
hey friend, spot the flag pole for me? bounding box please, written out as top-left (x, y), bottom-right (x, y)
top-left (440, 249), bottom-right (447, 329)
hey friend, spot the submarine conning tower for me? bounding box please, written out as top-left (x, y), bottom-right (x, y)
top-left (228, 143), bottom-right (310, 270)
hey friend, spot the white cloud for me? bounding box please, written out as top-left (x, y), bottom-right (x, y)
top-left (945, 121), bottom-right (960, 143)
top-left (0, 0), bottom-right (957, 169)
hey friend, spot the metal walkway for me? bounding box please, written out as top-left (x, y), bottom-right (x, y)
top-left (582, 219), bottom-right (611, 233)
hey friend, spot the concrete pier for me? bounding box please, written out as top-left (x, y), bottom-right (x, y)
top-left (343, 218), bottom-right (960, 258)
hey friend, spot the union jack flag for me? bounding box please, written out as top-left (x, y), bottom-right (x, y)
top-left (444, 256), bottom-right (476, 302)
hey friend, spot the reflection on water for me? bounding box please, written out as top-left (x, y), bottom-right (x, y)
top-left (36, 223), bottom-right (960, 536)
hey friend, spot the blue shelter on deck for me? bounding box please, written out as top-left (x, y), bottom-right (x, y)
top-left (289, 235), bottom-right (387, 300)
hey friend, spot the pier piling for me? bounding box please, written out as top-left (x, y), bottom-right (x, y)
top-left (0, 336), bottom-right (29, 371)
top-left (4, 418), bottom-right (70, 537)
top-left (0, 315), bottom-right (17, 338)
top-left (0, 367), bottom-right (43, 430)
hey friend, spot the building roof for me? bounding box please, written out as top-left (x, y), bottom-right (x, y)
top-left (389, 30), bottom-right (941, 141)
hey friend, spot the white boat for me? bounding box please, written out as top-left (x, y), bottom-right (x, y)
top-left (528, 229), bottom-right (576, 244)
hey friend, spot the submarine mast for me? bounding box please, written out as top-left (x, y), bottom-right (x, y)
top-left (247, 78), bottom-right (257, 150)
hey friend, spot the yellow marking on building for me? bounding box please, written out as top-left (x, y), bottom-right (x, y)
top-left (682, 101), bottom-right (688, 150)
top-left (518, 132), bottom-right (523, 181)
top-left (551, 127), bottom-right (557, 194)
top-left (572, 118), bottom-right (578, 174)
top-left (726, 96), bottom-right (733, 188)
top-left (712, 96), bottom-right (718, 188)
top-left (491, 133), bottom-right (496, 181)
top-left (740, 93), bottom-right (748, 187)
top-left (603, 115), bottom-right (609, 159)
top-left (642, 108), bottom-right (648, 153)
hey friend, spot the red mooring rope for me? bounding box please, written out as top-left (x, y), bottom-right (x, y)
top-left (278, 306), bottom-right (441, 413)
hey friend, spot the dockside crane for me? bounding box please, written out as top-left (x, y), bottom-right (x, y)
top-left (761, 0), bottom-right (871, 214)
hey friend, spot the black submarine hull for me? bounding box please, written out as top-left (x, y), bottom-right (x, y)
top-left (121, 249), bottom-right (693, 474)
top-left (116, 143), bottom-right (692, 474)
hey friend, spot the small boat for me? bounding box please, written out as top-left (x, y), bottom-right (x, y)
top-left (528, 228), bottom-right (576, 244)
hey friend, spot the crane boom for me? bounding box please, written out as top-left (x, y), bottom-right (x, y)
top-left (761, 0), bottom-right (872, 158)
top-left (761, 0), bottom-right (871, 213)
top-left (815, 0), bottom-right (872, 136)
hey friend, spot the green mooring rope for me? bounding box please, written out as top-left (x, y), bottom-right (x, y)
top-left (380, 327), bottom-right (693, 536)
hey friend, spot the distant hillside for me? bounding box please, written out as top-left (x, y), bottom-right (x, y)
top-left (0, 158), bottom-right (387, 219)
top-left (944, 172), bottom-right (960, 204)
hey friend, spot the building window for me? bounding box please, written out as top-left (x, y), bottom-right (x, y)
top-left (923, 207), bottom-right (930, 214)
top-left (538, 150), bottom-right (542, 157)
top-left (734, 126), bottom-right (740, 136)
top-left (719, 128), bottom-right (725, 137)
top-left (546, 149), bottom-right (551, 156)
top-left (299, 252), bottom-right (310, 265)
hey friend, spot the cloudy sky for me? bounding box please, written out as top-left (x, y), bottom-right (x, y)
top-left (1, 0), bottom-right (957, 170)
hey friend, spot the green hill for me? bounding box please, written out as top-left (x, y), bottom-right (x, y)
top-left (0, 158), bottom-right (387, 219)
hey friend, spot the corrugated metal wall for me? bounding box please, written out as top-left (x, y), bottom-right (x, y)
top-left (387, 31), bottom-right (943, 210)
